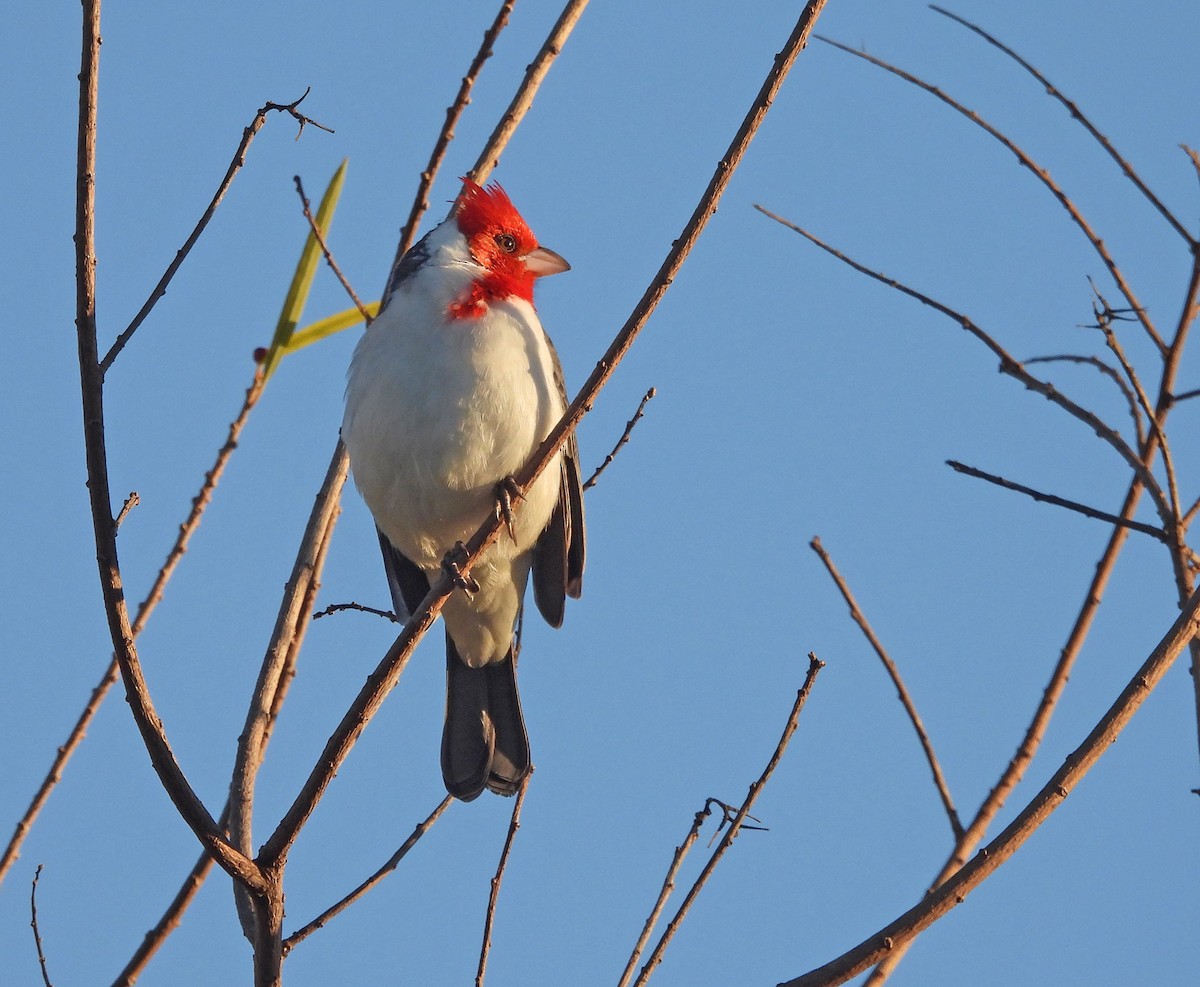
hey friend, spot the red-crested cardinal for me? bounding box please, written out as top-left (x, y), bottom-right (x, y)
top-left (343, 179), bottom-right (585, 801)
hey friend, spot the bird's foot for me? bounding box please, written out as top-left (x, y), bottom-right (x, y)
top-left (442, 542), bottom-right (480, 598)
top-left (493, 476), bottom-right (525, 543)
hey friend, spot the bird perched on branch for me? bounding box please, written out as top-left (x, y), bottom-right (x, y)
top-left (343, 179), bottom-right (585, 801)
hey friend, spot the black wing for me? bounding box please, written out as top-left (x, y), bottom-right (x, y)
top-left (377, 528), bottom-right (430, 622)
top-left (531, 338), bottom-right (586, 628)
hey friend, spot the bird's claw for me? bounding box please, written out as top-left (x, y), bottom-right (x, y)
top-left (494, 476), bottom-right (525, 543)
top-left (442, 542), bottom-right (480, 597)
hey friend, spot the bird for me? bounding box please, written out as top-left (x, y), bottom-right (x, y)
top-left (342, 178), bottom-right (585, 801)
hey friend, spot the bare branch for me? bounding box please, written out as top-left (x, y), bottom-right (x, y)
top-left (618, 799), bottom-right (733, 987)
top-left (947, 460), bottom-right (1170, 543)
top-left (467, 0), bottom-right (591, 186)
top-left (1183, 144), bottom-right (1200, 187)
top-left (634, 654), bottom-right (824, 986)
top-left (584, 386), bottom-right (656, 491)
top-left (387, 0), bottom-right (518, 278)
top-left (782, 591), bottom-right (1200, 987)
top-left (110, 806), bottom-right (226, 986)
top-left (1085, 279), bottom-right (1183, 521)
top-left (31, 865), bottom-right (53, 987)
top-left (0, 664), bottom-right (116, 887)
top-left (115, 492), bottom-right (139, 529)
top-left (1025, 354), bottom-right (1145, 447)
top-left (312, 600), bottom-right (401, 622)
top-left (929, 5), bottom-right (1195, 247)
top-left (809, 538), bottom-right (963, 840)
top-left (99, 92), bottom-right (331, 374)
top-left (476, 777), bottom-right (530, 987)
top-left (259, 0), bottom-right (831, 871)
top-left (282, 796), bottom-right (453, 954)
top-left (293, 174), bottom-right (370, 321)
top-left (814, 34), bottom-right (1166, 354)
top-left (229, 440), bottom-right (349, 933)
top-left (754, 205), bottom-right (1173, 525)
top-left (73, 0), bottom-right (262, 891)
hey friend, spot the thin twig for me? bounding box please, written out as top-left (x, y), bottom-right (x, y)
top-left (476, 775), bottom-right (530, 987)
top-left (1183, 144), bottom-right (1200, 187)
top-left (31, 865), bottom-right (53, 987)
top-left (386, 0), bottom-right (518, 282)
top-left (99, 91), bottom-right (331, 374)
top-left (754, 205), bottom-right (1172, 525)
top-left (1025, 354), bottom-right (1144, 447)
top-left (282, 796), bottom-right (453, 954)
top-left (115, 492), bottom-right (139, 529)
top-left (782, 591), bottom-right (1200, 987)
top-left (312, 601), bottom-right (401, 622)
top-left (929, 5), bottom-right (1195, 247)
top-left (946, 460), bottom-right (1170, 543)
top-left (467, 0), bottom-right (591, 185)
top-left (584, 386), bottom-right (656, 490)
top-left (617, 799), bottom-right (728, 987)
top-left (1173, 386), bottom-right (1200, 404)
top-left (1085, 278), bottom-right (1182, 521)
top-left (110, 805), bottom-right (228, 987)
top-left (259, 0), bottom-right (830, 872)
top-left (293, 174), bottom-right (370, 321)
top-left (815, 35), bottom-right (1166, 354)
top-left (634, 654), bottom-right (825, 986)
top-left (809, 538), bottom-right (963, 840)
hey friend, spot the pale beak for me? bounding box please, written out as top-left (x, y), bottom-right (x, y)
top-left (522, 245), bottom-right (571, 277)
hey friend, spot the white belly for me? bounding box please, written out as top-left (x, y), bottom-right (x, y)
top-left (343, 293), bottom-right (564, 663)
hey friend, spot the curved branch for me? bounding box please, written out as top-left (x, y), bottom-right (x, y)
top-left (72, 0), bottom-right (263, 894)
top-left (809, 538), bottom-right (963, 840)
top-left (815, 34), bottom-right (1166, 354)
top-left (929, 5), bottom-right (1195, 247)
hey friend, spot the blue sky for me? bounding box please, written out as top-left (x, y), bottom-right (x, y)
top-left (3, 2), bottom-right (1199, 985)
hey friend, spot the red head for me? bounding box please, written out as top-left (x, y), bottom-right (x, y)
top-left (450, 179), bottom-right (569, 317)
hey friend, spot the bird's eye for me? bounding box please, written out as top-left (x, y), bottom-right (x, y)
top-left (494, 233), bottom-right (518, 254)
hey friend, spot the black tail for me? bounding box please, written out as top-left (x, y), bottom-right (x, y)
top-left (441, 635), bottom-right (531, 801)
